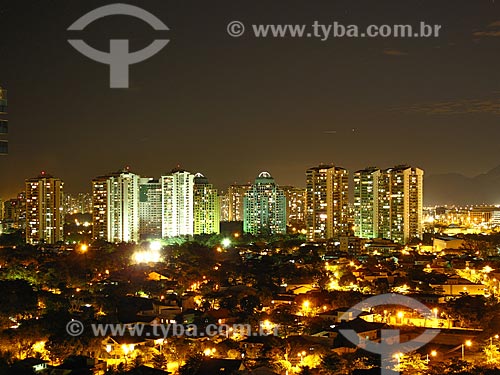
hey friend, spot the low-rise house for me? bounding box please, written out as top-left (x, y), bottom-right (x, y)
top-left (318, 308), bottom-right (374, 323)
top-left (11, 358), bottom-right (48, 373)
top-left (314, 318), bottom-right (387, 353)
top-left (270, 294), bottom-right (295, 306)
top-left (430, 275), bottom-right (486, 296)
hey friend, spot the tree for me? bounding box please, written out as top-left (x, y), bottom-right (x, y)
top-left (298, 366), bottom-right (312, 375)
top-left (179, 353), bottom-right (203, 375)
top-left (394, 352), bottom-right (428, 374)
top-left (339, 272), bottom-right (357, 287)
top-left (0, 280), bottom-right (38, 322)
top-left (270, 305), bottom-right (296, 338)
top-left (130, 354), bottom-right (144, 369)
top-left (321, 353), bottom-right (348, 374)
top-left (167, 337), bottom-right (195, 370)
top-left (484, 343), bottom-right (500, 364)
top-left (152, 353), bottom-right (168, 370)
top-left (240, 295), bottom-right (261, 315)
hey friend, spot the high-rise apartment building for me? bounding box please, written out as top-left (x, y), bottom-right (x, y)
top-left (381, 166), bottom-right (424, 244)
top-left (193, 173), bottom-right (220, 235)
top-left (305, 164), bottom-right (349, 241)
top-left (139, 178), bottom-right (162, 239)
top-left (92, 168), bottom-right (140, 243)
top-left (219, 192), bottom-right (229, 222)
top-left (354, 168), bottom-right (381, 239)
top-left (25, 172), bottom-right (64, 244)
top-left (92, 177), bottom-right (108, 241)
top-left (0, 86), bottom-right (8, 155)
top-left (161, 168), bottom-right (194, 237)
top-left (2, 192), bottom-right (26, 232)
top-left (64, 192), bottom-right (93, 214)
top-left (282, 186), bottom-right (306, 227)
top-left (354, 165), bottom-right (424, 244)
top-left (243, 172), bottom-right (286, 236)
top-left (228, 184), bottom-right (251, 222)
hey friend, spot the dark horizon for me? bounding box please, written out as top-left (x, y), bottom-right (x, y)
top-left (1, 0), bottom-right (500, 199)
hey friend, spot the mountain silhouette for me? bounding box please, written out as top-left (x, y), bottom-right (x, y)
top-left (425, 165), bottom-right (500, 205)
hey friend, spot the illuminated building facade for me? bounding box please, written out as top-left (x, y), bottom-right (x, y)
top-left (193, 173), bottom-right (220, 235)
top-left (282, 186), bottom-right (306, 227)
top-left (139, 178), bottom-right (162, 239)
top-left (91, 177), bottom-right (108, 241)
top-left (243, 172), bottom-right (286, 236)
top-left (219, 192), bottom-right (229, 222)
top-left (2, 194), bottom-right (26, 232)
top-left (161, 168), bottom-right (194, 237)
top-left (379, 165), bottom-right (424, 244)
top-left (228, 184), bottom-right (251, 221)
top-left (305, 164), bottom-right (349, 241)
top-left (354, 167), bottom-right (381, 239)
top-left (25, 172), bottom-right (64, 244)
top-left (64, 192), bottom-right (92, 214)
top-left (92, 169), bottom-right (140, 243)
top-left (354, 166), bottom-right (424, 244)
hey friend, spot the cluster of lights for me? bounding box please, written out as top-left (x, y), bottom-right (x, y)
top-left (203, 348), bottom-right (216, 356)
top-left (121, 344), bottom-right (135, 355)
top-left (132, 241), bottom-right (162, 264)
top-left (261, 319), bottom-right (277, 334)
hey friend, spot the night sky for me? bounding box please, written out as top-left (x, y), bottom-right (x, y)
top-left (1, 0), bottom-right (500, 198)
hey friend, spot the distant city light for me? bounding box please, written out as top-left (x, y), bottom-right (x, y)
top-left (222, 238), bottom-right (231, 248)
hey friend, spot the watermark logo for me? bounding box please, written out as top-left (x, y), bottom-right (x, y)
top-left (339, 294), bottom-right (440, 375)
top-left (227, 21), bottom-right (245, 37)
top-left (66, 319), bottom-right (85, 337)
top-left (67, 3), bottom-right (169, 88)
top-left (65, 321), bottom-right (280, 339)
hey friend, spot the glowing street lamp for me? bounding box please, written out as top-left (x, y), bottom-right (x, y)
top-left (462, 340), bottom-right (472, 360)
top-left (80, 244), bottom-right (88, 253)
top-left (397, 311), bottom-right (404, 324)
top-left (222, 238), bottom-right (231, 248)
top-left (427, 350), bottom-right (437, 362)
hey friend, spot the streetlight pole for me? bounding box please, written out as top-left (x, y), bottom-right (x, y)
top-left (462, 340), bottom-right (472, 360)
